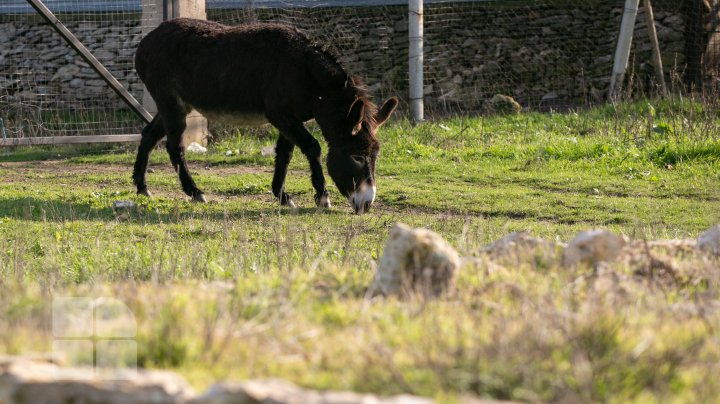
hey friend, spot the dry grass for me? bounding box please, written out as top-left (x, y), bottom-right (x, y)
top-left (1, 103), bottom-right (719, 402)
top-left (2, 229), bottom-right (719, 402)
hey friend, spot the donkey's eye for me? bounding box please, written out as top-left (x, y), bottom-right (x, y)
top-left (350, 155), bottom-right (365, 166)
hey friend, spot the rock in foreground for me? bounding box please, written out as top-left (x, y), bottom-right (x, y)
top-left (370, 223), bottom-right (460, 298)
top-left (698, 225), bottom-right (720, 255)
top-left (0, 355), bottom-right (192, 404)
top-left (1, 355), bottom-right (512, 404)
top-left (563, 230), bottom-right (627, 268)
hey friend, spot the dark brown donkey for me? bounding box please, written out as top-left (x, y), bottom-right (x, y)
top-left (133, 18), bottom-right (398, 213)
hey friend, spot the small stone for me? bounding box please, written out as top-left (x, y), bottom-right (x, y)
top-left (697, 225), bottom-right (720, 255)
top-left (261, 145), bottom-right (276, 157)
top-left (93, 49), bottom-right (114, 60)
top-left (52, 64), bottom-right (80, 81)
top-left (103, 38), bottom-right (121, 50)
top-left (541, 91), bottom-right (558, 101)
top-left (18, 91), bottom-right (38, 102)
top-left (480, 231), bottom-right (559, 261)
top-left (112, 200), bottom-right (136, 210)
top-left (189, 379), bottom-right (434, 404)
top-left (186, 142), bottom-right (207, 154)
top-left (563, 230), bottom-right (626, 268)
top-left (484, 94), bottom-right (522, 115)
top-left (86, 79), bottom-right (106, 87)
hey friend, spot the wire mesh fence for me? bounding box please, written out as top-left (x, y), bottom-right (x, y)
top-left (0, 0), bottom-right (719, 140)
top-left (0, 0), bottom-right (155, 140)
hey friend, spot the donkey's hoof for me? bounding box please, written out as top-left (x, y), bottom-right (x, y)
top-left (316, 194), bottom-right (331, 209)
top-left (137, 189), bottom-right (152, 198)
top-left (192, 193), bottom-right (207, 203)
top-left (279, 192), bottom-right (297, 209)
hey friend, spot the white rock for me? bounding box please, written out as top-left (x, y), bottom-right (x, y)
top-left (370, 223), bottom-right (459, 298)
top-left (112, 200), bottom-right (136, 210)
top-left (480, 231), bottom-right (559, 259)
top-left (186, 142), bottom-right (207, 154)
top-left (261, 145), bottom-right (276, 157)
top-left (0, 356), bottom-right (449, 404)
top-left (0, 355), bottom-right (194, 404)
top-left (93, 49), bottom-right (114, 60)
top-left (51, 64), bottom-right (80, 81)
top-left (563, 230), bottom-right (626, 268)
top-left (190, 379), bottom-right (434, 404)
top-left (698, 225), bottom-right (720, 255)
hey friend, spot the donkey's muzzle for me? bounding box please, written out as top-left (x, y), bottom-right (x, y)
top-left (349, 183), bottom-right (376, 214)
top-left (353, 200), bottom-right (372, 214)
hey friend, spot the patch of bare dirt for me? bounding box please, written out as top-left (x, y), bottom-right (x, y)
top-left (0, 160), bottom-right (279, 178)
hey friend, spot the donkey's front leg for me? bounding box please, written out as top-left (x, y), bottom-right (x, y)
top-left (297, 135), bottom-right (330, 208)
top-left (268, 117), bottom-right (330, 208)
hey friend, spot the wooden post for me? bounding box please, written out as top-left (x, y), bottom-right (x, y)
top-left (141, 0), bottom-right (208, 146)
top-left (643, 0), bottom-right (668, 97)
top-left (25, 0), bottom-right (152, 125)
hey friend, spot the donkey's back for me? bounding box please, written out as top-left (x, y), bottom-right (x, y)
top-left (135, 18), bottom-right (325, 121)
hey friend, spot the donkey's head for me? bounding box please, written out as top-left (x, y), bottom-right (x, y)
top-left (325, 96), bottom-right (398, 214)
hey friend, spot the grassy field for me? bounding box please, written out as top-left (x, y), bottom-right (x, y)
top-left (1, 100), bottom-right (719, 402)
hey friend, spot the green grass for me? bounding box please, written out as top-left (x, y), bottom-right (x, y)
top-left (1, 100), bottom-right (719, 402)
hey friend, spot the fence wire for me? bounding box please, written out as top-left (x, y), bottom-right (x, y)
top-left (0, 0), bottom-right (718, 138)
top-left (0, 0), bottom-right (155, 139)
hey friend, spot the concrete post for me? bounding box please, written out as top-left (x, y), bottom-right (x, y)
top-left (140, 1), bottom-right (161, 116)
top-left (141, 0), bottom-right (208, 146)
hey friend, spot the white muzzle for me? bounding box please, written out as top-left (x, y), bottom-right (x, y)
top-left (349, 183), bottom-right (376, 214)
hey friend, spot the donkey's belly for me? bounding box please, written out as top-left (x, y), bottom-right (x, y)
top-left (195, 109), bottom-right (269, 127)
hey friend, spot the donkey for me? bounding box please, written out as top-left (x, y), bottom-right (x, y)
top-left (133, 18), bottom-right (398, 214)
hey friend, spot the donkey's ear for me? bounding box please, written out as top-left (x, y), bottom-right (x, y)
top-left (375, 97), bottom-right (399, 127)
top-left (348, 98), bottom-right (365, 136)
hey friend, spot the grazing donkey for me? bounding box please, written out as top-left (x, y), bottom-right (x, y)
top-left (133, 18), bottom-right (398, 213)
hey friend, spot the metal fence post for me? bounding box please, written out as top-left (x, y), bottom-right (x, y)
top-left (409, 0), bottom-right (424, 123)
top-left (609, 0), bottom-right (640, 101)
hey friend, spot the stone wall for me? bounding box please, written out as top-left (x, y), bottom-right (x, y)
top-left (0, 16), bottom-right (145, 110)
top-left (209, 1), bottom-right (687, 113)
top-left (0, 1), bottom-right (694, 136)
top-left (421, 2), bottom-right (686, 111)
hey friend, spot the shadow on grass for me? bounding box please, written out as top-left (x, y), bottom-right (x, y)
top-left (0, 196), bottom-right (345, 223)
top-left (0, 144), bottom-right (132, 163)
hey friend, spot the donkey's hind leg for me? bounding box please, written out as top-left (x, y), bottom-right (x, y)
top-left (162, 107), bottom-right (206, 202)
top-left (133, 115), bottom-right (165, 197)
top-left (271, 135), bottom-right (296, 208)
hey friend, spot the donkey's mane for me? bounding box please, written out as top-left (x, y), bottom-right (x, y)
top-left (305, 37), bottom-right (379, 133)
top-left (346, 77), bottom-right (379, 132)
